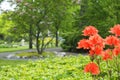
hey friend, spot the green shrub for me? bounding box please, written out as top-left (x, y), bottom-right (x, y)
top-left (0, 40), bottom-right (4, 44)
top-left (61, 23), bottom-right (112, 53)
top-left (0, 44), bottom-right (13, 48)
top-left (61, 30), bottom-right (88, 53)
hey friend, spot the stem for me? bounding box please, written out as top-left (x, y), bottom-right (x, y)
top-left (96, 58), bottom-right (101, 72)
top-left (90, 55), bottom-right (95, 62)
top-left (96, 58), bottom-right (101, 80)
top-left (115, 57), bottom-right (119, 78)
top-left (106, 60), bottom-right (112, 79)
top-left (92, 75), bottom-right (95, 80)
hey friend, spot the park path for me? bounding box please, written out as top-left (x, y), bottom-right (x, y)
top-left (0, 48), bottom-right (76, 59)
top-left (0, 48), bottom-right (87, 60)
top-left (0, 49), bottom-right (36, 59)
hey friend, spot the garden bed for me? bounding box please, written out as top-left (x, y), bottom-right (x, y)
top-left (1, 54), bottom-right (119, 80)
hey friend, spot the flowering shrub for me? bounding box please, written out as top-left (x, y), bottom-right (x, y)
top-left (77, 24), bottom-right (120, 80)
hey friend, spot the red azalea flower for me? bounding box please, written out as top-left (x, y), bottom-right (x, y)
top-left (89, 49), bottom-right (95, 56)
top-left (105, 35), bottom-right (119, 46)
top-left (89, 46), bottom-right (103, 56)
top-left (77, 39), bottom-right (91, 49)
top-left (82, 26), bottom-right (98, 36)
top-left (116, 44), bottom-right (120, 48)
top-left (89, 34), bottom-right (104, 48)
top-left (93, 46), bottom-right (103, 55)
top-left (101, 49), bottom-right (112, 61)
top-left (112, 47), bottom-right (120, 56)
top-left (84, 62), bottom-right (100, 75)
top-left (110, 24), bottom-right (120, 36)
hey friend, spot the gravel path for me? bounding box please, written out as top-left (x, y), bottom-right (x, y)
top-left (0, 49), bottom-right (36, 59)
top-left (0, 48), bottom-right (87, 60)
top-left (0, 48), bottom-right (63, 59)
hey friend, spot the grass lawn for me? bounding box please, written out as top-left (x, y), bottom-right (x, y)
top-left (15, 52), bottom-right (55, 58)
top-left (0, 46), bottom-right (29, 53)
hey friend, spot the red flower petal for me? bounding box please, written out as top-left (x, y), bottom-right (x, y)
top-left (82, 26), bottom-right (98, 36)
top-left (84, 62), bottom-right (100, 75)
top-left (89, 34), bottom-right (104, 48)
top-left (105, 35), bottom-right (119, 46)
top-left (110, 24), bottom-right (120, 36)
top-left (112, 47), bottom-right (120, 56)
top-left (101, 49), bottom-right (112, 60)
top-left (77, 39), bottom-right (91, 49)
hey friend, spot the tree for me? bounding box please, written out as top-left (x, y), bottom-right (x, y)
top-left (9, 11), bottom-right (34, 49)
top-left (49, 0), bottom-right (72, 47)
top-left (78, 0), bottom-right (120, 37)
top-left (9, 0), bottom-right (56, 54)
top-left (0, 0), bottom-right (3, 3)
top-left (61, 0), bottom-right (120, 52)
top-left (60, 1), bottom-right (81, 52)
top-left (0, 14), bottom-right (16, 42)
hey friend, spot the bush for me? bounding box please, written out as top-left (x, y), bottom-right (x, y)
top-left (0, 44), bottom-right (13, 48)
top-left (0, 40), bottom-right (4, 44)
top-left (61, 30), bottom-right (88, 53)
top-left (61, 23), bottom-right (112, 53)
top-left (77, 25), bottom-right (120, 80)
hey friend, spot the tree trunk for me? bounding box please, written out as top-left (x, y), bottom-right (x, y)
top-left (55, 30), bottom-right (59, 47)
top-left (36, 32), bottom-right (41, 54)
top-left (29, 26), bottom-right (33, 49)
top-left (36, 39), bottom-right (41, 54)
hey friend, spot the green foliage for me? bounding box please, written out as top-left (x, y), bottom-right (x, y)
top-left (62, 0), bottom-right (120, 52)
top-left (0, 55), bottom-right (119, 79)
top-left (60, 3), bottom-right (81, 52)
top-left (0, 44), bottom-right (13, 48)
top-left (0, 40), bottom-right (4, 44)
top-left (0, 0), bottom-right (3, 3)
top-left (78, 0), bottom-right (120, 38)
top-left (61, 31), bottom-right (84, 52)
top-left (0, 14), bottom-right (16, 41)
top-left (0, 59), bottom-right (27, 66)
top-left (38, 37), bottom-right (56, 48)
top-left (0, 55), bottom-right (92, 80)
top-left (0, 13), bottom-right (26, 42)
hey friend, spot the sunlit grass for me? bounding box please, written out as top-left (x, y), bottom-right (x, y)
top-left (16, 52), bottom-right (55, 57)
top-left (16, 52), bottom-right (39, 57)
top-left (0, 46), bottom-right (29, 53)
